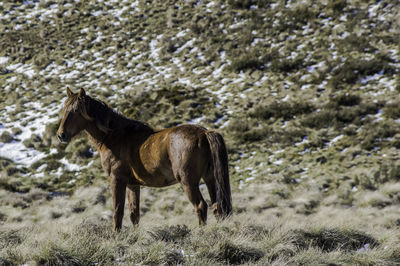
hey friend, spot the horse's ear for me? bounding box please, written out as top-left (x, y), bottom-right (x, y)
top-left (66, 87), bottom-right (73, 97)
top-left (78, 88), bottom-right (86, 98)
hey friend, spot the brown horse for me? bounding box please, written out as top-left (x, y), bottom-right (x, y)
top-left (57, 88), bottom-right (232, 230)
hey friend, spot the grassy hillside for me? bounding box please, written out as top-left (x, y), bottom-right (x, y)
top-left (0, 0), bottom-right (400, 264)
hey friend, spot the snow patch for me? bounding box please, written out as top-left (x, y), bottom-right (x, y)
top-left (0, 57), bottom-right (9, 64)
top-left (0, 102), bottom-right (60, 166)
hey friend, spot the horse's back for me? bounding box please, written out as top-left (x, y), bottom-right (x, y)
top-left (165, 124), bottom-right (209, 152)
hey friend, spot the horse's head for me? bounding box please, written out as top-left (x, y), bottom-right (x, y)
top-left (57, 88), bottom-right (91, 143)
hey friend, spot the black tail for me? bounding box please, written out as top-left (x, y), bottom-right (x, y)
top-left (205, 131), bottom-right (232, 218)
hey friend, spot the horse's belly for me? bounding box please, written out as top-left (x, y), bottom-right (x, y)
top-left (132, 174), bottom-right (178, 187)
top-left (130, 164), bottom-right (177, 187)
top-left (135, 133), bottom-right (178, 187)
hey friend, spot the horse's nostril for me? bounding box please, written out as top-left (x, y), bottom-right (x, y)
top-left (61, 132), bottom-right (66, 139)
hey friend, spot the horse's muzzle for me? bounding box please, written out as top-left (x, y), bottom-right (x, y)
top-left (57, 132), bottom-right (70, 143)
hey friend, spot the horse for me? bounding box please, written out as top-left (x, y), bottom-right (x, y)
top-left (57, 88), bottom-right (232, 230)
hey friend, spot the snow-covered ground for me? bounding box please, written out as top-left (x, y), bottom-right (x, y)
top-left (0, 0), bottom-right (398, 186)
top-left (0, 102), bottom-right (59, 165)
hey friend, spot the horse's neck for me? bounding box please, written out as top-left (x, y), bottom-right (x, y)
top-left (84, 120), bottom-right (108, 151)
top-left (84, 113), bottom-right (154, 152)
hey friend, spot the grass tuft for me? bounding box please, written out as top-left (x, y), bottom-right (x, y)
top-left (330, 56), bottom-right (395, 88)
top-left (226, 0), bottom-right (270, 9)
top-left (148, 224), bottom-right (191, 243)
top-left (0, 229), bottom-right (23, 249)
top-left (293, 228), bottom-right (378, 252)
top-left (0, 257), bottom-right (13, 266)
top-left (251, 100), bottom-right (315, 121)
top-left (217, 241), bottom-right (264, 264)
top-left (162, 250), bottom-right (185, 265)
top-left (327, 0), bottom-right (347, 13)
top-left (33, 243), bottom-right (84, 266)
top-left (227, 53), bottom-right (264, 73)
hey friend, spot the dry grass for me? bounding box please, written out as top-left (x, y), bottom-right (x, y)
top-left (1, 213), bottom-right (398, 265)
top-left (1, 180), bottom-right (399, 265)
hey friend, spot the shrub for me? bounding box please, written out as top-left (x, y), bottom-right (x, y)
top-left (251, 101), bottom-right (315, 121)
top-left (226, 0), bottom-right (270, 9)
top-left (275, 128), bottom-right (307, 145)
top-left (0, 131), bottom-right (13, 143)
top-left (270, 57), bottom-right (304, 73)
top-left (359, 121), bottom-right (398, 150)
top-left (287, 5), bottom-right (317, 24)
top-left (33, 53), bottom-right (52, 70)
top-left (302, 95), bottom-right (381, 129)
top-left (329, 56), bottom-right (395, 88)
top-left (242, 126), bottom-right (271, 142)
top-left (11, 127), bottom-right (22, 136)
top-left (227, 53), bottom-right (264, 73)
top-left (301, 110), bottom-right (336, 129)
top-left (43, 120), bottom-right (62, 148)
top-left (0, 176), bottom-right (27, 193)
top-left (327, 0), bottom-right (347, 13)
top-left (0, 157), bottom-right (13, 169)
top-left (329, 94), bottom-right (361, 107)
top-left (383, 100), bottom-right (400, 119)
top-left (338, 35), bottom-right (376, 53)
top-left (377, 164), bottom-right (400, 183)
top-left (65, 137), bottom-right (93, 162)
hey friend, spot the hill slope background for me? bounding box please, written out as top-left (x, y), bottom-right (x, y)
top-left (0, 0), bottom-right (400, 264)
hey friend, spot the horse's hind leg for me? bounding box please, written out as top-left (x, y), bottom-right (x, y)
top-left (203, 176), bottom-right (218, 218)
top-left (127, 185), bottom-right (140, 226)
top-left (181, 181), bottom-right (208, 226)
top-left (171, 141), bottom-right (208, 225)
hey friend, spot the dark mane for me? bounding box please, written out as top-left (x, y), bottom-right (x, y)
top-left (87, 95), bottom-right (153, 134)
top-left (67, 94), bottom-right (153, 135)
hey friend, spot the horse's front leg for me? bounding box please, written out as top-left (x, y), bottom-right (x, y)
top-left (127, 185), bottom-right (140, 225)
top-left (110, 175), bottom-right (126, 231)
